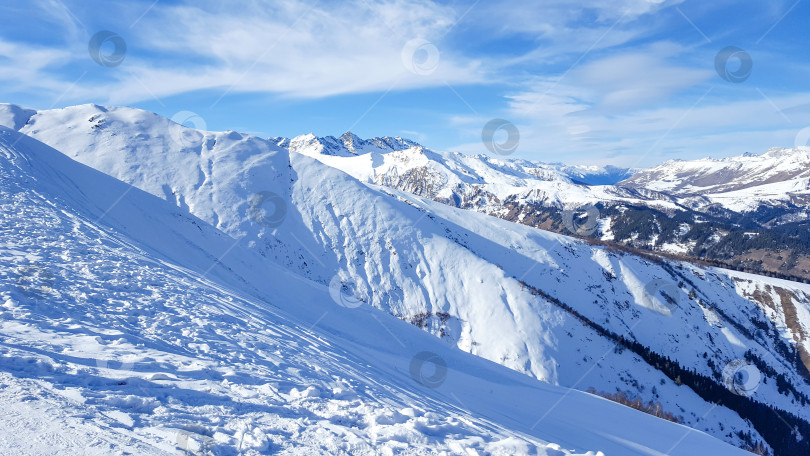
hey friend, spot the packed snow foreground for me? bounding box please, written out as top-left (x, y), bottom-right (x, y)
top-left (0, 104), bottom-right (792, 455)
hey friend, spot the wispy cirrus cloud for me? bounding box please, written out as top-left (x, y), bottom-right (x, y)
top-left (447, 87), bottom-right (810, 166)
top-left (0, 0), bottom-right (686, 106)
top-left (0, 0), bottom-right (492, 105)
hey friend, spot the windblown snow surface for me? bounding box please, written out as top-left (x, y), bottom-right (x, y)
top-left (1, 104), bottom-right (807, 455)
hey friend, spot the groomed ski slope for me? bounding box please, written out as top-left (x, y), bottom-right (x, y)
top-left (0, 127), bottom-right (751, 455)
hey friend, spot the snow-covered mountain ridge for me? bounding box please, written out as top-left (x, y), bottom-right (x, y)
top-left (622, 147), bottom-right (810, 211)
top-left (284, 131), bottom-right (810, 282)
top-left (284, 129), bottom-right (810, 222)
top-left (2, 103), bottom-right (810, 455)
top-left (3, 124), bottom-right (739, 455)
top-left (285, 131), bottom-right (644, 206)
top-left (274, 131), bottom-right (422, 157)
top-left (623, 147), bottom-right (810, 193)
top-left (283, 130), bottom-right (810, 215)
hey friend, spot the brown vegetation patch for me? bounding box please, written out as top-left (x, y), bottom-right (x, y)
top-left (774, 286), bottom-right (810, 376)
top-left (586, 388), bottom-right (682, 424)
top-left (739, 283), bottom-right (776, 312)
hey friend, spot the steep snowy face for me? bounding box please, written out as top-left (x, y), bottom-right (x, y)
top-left (2, 126), bottom-right (756, 456)
top-left (3, 104), bottom-right (810, 454)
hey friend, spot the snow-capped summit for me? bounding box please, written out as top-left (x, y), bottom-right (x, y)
top-left (288, 131), bottom-right (422, 157)
top-left (0, 103), bottom-right (36, 131)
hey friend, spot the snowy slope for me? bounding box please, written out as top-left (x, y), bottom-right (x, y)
top-left (4, 104), bottom-right (810, 454)
top-left (0, 125), bottom-right (754, 455)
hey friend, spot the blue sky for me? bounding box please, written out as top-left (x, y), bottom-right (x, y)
top-left (0, 0), bottom-right (808, 167)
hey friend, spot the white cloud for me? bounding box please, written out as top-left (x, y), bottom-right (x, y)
top-left (0, 39), bottom-right (74, 94)
top-left (464, 0), bottom-right (679, 36)
top-left (509, 45), bottom-right (712, 118)
top-left (0, 0), bottom-right (491, 105)
top-left (0, 0), bottom-right (684, 106)
top-left (574, 50), bottom-right (709, 111)
top-left (35, 0), bottom-right (84, 43)
top-left (442, 31), bottom-right (810, 167)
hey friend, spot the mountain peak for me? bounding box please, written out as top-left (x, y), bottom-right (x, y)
top-left (339, 131), bottom-right (360, 141)
top-left (763, 146), bottom-right (808, 158)
top-left (0, 103), bottom-right (37, 131)
top-left (338, 131), bottom-right (362, 153)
